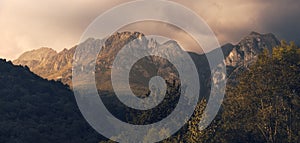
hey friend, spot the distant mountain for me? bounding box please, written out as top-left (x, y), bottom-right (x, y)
top-left (13, 31), bottom-right (280, 94)
top-left (0, 59), bottom-right (103, 142)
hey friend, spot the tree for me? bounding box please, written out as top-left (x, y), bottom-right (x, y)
top-left (221, 41), bottom-right (300, 143)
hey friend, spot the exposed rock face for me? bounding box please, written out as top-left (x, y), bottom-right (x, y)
top-left (13, 31), bottom-right (280, 93)
top-left (14, 47), bottom-right (75, 85)
top-left (224, 32), bottom-right (280, 68)
top-left (14, 47), bottom-right (57, 70)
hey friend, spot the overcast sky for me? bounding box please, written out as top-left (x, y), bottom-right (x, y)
top-left (0, 0), bottom-right (299, 60)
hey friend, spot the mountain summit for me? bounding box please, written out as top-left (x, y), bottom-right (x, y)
top-left (14, 47), bottom-right (57, 69)
top-left (223, 32), bottom-right (280, 72)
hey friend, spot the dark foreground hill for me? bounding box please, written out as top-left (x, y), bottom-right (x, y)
top-left (0, 59), bottom-right (102, 143)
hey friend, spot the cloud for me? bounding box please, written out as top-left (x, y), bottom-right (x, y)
top-left (187, 0), bottom-right (300, 44)
top-left (255, 0), bottom-right (300, 42)
top-left (0, 0), bottom-right (128, 60)
top-left (0, 0), bottom-right (299, 60)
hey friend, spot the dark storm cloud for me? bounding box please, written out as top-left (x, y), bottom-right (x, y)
top-left (177, 0), bottom-right (300, 45)
top-left (255, 0), bottom-right (300, 44)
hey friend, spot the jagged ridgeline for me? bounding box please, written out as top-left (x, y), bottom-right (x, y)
top-left (13, 32), bottom-right (280, 95)
top-left (0, 59), bottom-right (103, 142)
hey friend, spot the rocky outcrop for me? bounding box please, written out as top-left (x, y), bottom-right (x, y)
top-left (224, 32), bottom-right (280, 68)
top-left (14, 47), bottom-right (57, 70)
top-left (14, 46), bottom-right (75, 85)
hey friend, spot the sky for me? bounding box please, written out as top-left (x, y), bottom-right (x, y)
top-left (0, 0), bottom-right (299, 60)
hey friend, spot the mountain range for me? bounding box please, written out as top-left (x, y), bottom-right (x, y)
top-left (1, 31), bottom-right (284, 142)
top-left (13, 31), bottom-right (280, 97)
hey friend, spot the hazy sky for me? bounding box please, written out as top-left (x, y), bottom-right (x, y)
top-left (0, 0), bottom-right (299, 60)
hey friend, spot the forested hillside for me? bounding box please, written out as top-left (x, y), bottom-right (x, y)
top-left (0, 59), bottom-right (102, 143)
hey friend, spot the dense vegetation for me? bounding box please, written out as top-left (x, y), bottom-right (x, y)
top-left (162, 41), bottom-right (300, 143)
top-left (0, 59), bottom-right (102, 143)
top-left (219, 41), bottom-right (300, 143)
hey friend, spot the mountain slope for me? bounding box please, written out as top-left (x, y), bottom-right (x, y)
top-left (0, 59), bottom-right (102, 143)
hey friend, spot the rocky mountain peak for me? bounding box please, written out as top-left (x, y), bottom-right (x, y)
top-left (105, 31), bottom-right (145, 44)
top-left (239, 31), bottom-right (279, 50)
top-left (15, 47), bottom-right (57, 62)
top-left (13, 47), bottom-right (57, 70)
top-left (162, 40), bottom-right (180, 48)
top-left (225, 31), bottom-right (280, 74)
top-left (249, 31), bottom-right (261, 36)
